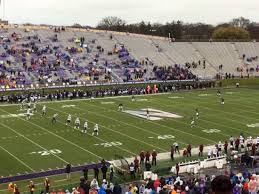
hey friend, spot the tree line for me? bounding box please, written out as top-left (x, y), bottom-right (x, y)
top-left (79, 16), bottom-right (259, 41)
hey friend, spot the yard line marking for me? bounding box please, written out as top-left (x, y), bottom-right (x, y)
top-left (48, 106), bottom-right (167, 152)
top-left (0, 109), bottom-right (102, 160)
top-left (48, 110), bottom-right (137, 156)
top-left (73, 105), bottom-right (187, 147)
top-left (152, 93), bottom-right (259, 136)
top-left (0, 145), bottom-right (35, 172)
top-left (80, 100), bottom-right (216, 144)
top-left (146, 98), bottom-right (230, 138)
top-left (1, 123), bottom-right (69, 164)
top-left (181, 92), bottom-right (259, 126)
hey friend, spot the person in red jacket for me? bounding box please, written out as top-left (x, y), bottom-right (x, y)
top-left (139, 151), bottom-right (145, 165)
top-left (153, 179), bottom-right (161, 191)
top-left (134, 156), bottom-right (139, 173)
top-left (183, 149), bottom-right (187, 157)
top-left (187, 144), bottom-right (192, 157)
top-left (152, 150), bottom-right (157, 166)
top-left (224, 141), bottom-right (228, 154)
top-left (145, 151), bottom-right (150, 163)
top-left (199, 144), bottom-right (204, 156)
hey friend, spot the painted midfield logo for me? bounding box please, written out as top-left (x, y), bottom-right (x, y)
top-left (123, 108), bottom-right (182, 121)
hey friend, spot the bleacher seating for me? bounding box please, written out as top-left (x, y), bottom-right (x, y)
top-left (1, 25), bottom-right (259, 88)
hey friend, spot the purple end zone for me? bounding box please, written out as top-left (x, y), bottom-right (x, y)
top-left (0, 162), bottom-right (110, 184)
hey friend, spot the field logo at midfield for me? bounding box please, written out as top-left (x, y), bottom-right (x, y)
top-left (62, 105), bottom-right (75, 108)
top-left (247, 123), bottom-right (259, 128)
top-left (202, 129), bottom-right (221, 134)
top-left (0, 113), bottom-right (34, 118)
top-left (123, 108), bottom-right (182, 121)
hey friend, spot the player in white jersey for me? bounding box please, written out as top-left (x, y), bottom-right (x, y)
top-left (33, 103), bottom-right (37, 113)
top-left (21, 99), bottom-right (27, 110)
top-left (66, 114), bottom-right (72, 126)
top-left (195, 109), bottom-right (199, 119)
top-left (26, 108), bottom-right (31, 120)
top-left (74, 117), bottom-right (80, 130)
top-left (92, 124), bottom-right (99, 136)
top-left (52, 113), bottom-right (58, 123)
top-left (191, 118), bottom-right (195, 128)
top-left (28, 102), bottom-right (31, 109)
top-left (42, 105), bottom-right (47, 116)
top-left (82, 121), bottom-right (88, 134)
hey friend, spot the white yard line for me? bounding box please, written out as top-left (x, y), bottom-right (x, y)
top-left (1, 123), bottom-right (69, 164)
top-left (0, 109), bottom-right (102, 160)
top-left (72, 105), bottom-right (188, 147)
top-left (48, 106), bottom-right (168, 152)
top-left (52, 116), bottom-right (137, 156)
top-left (0, 145), bottom-right (35, 172)
top-left (82, 100), bottom-right (216, 144)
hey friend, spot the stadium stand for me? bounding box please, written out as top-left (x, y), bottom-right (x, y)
top-left (1, 25), bottom-right (259, 90)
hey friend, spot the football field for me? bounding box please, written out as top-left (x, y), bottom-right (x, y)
top-left (1, 87), bottom-right (259, 177)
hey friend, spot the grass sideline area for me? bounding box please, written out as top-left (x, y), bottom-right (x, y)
top-left (219, 77), bottom-right (259, 87)
top-left (1, 87), bottom-right (259, 192)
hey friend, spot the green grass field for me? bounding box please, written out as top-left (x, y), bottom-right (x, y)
top-left (1, 87), bottom-right (259, 180)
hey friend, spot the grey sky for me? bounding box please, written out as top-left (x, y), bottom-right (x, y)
top-left (2, 0), bottom-right (259, 26)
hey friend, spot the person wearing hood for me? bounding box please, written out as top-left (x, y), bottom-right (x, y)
top-left (90, 178), bottom-right (99, 189)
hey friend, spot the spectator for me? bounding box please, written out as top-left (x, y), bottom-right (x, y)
top-left (211, 175), bottom-right (232, 194)
top-left (113, 183), bottom-right (122, 194)
top-left (101, 163), bottom-right (108, 180)
top-left (152, 150), bottom-right (157, 166)
top-left (66, 163), bottom-right (72, 180)
top-left (129, 163), bottom-right (135, 179)
top-left (94, 165), bottom-right (99, 180)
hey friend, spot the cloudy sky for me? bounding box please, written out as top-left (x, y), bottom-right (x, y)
top-left (2, 0), bottom-right (259, 26)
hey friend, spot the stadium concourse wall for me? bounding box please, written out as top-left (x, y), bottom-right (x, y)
top-left (0, 162), bottom-right (110, 184)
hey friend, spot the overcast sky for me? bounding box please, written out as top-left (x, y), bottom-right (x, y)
top-left (2, 0), bottom-right (259, 26)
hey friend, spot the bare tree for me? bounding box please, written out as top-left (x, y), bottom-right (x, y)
top-left (97, 16), bottom-right (126, 31)
top-left (230, 17), bottom-right (250, 29)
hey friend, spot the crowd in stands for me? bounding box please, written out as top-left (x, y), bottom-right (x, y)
top-left (153, 65), bottom-right (196, 81)
top-left (0, 26), bottom-right (217, 89)
top-left (0, 27), bottom-right (156, 88)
